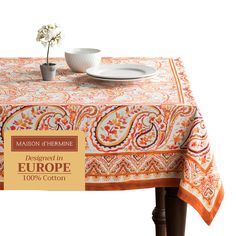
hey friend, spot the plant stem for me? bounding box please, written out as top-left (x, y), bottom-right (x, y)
top-left (46, 33), bottom-right (61, 65)
top-left (46, 41), bottom-right (50, 66)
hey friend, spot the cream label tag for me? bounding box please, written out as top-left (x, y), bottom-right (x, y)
top-left (4, 130), bottom-right (85, 190)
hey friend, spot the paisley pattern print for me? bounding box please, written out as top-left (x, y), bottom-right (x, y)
top-left (0, 57), bottom-right (223, 225)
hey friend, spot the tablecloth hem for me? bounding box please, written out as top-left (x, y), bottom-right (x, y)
top-left (178, 185), bottom-right (224, 225)
top-left (0, 178), bottom-right (181, 191)
top-left (85, 178), bottom-right (180, 190)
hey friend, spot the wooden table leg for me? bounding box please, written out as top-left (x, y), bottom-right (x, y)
top-left (152, 188), bottom-right (167, 236)
top-left (165, 187), bottom-right (187, 236)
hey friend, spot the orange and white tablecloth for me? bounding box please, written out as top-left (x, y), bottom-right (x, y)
top-left (0, 57), bottom-right (223, 224)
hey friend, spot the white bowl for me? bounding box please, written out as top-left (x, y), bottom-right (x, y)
top-left (65, 48), bottom-right (101, 73)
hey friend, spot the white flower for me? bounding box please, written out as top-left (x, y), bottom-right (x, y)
top-left (36, 23), bottom-right (62, 64)
top-left (36, 23), bottom-right (62, 47)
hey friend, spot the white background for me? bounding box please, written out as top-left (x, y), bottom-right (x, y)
top-left (0, 0), bottom-right (235, 235)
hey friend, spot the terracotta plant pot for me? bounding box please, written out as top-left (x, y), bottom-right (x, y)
top-left (40, 63), bottom-right (56, 81)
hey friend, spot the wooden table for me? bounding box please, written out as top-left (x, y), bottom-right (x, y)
top-left (153, 187), bottom-right (187, 236)
top-left (0, 57), bottom-right (223, 235)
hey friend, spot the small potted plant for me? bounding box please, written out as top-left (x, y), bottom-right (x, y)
top-left (36, 24), bottom-right (62, 81)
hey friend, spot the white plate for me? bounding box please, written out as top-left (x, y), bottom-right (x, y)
top-left (88, 75), bottom-right (155, 82)
top-left (86, 64), bottom-right (157, 80)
